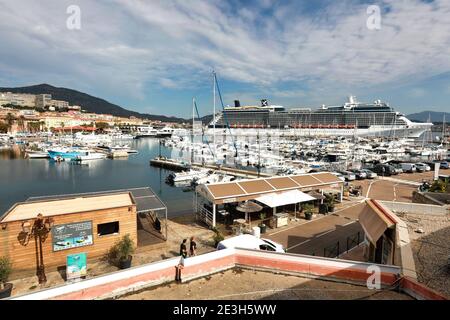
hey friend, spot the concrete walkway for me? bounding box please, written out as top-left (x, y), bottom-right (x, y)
top-left (378, 176), bottom-right (422, 187)
top-left (266, 200), bottom-right (365, 257)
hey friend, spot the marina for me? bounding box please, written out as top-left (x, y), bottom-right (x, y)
top-left (0, 139), bottom-right (194, 216)
top-left (1, 0), bottom-right (450, 303)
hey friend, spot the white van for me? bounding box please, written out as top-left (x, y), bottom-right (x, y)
top-left (401, 163), bottom-right (416, 173)
top-left (217, 234), bottom-right (285, 253)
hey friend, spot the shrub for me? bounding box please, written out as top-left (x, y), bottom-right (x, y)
top-left (302, 203), bottom-right (314, 213)
top-left (108, 234), bottom-right (135, 266)
top-left (259, 212), bottom-right (267, 226)
top-left (429, 180), bottom-right (447, 193)
top-left (212, 228), bottom-right (224, 246)
top-left (0, 256), bottom-right (12, 289)
top-left (325, 194), bottom-right (336, 209)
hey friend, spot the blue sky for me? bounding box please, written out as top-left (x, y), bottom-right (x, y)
top-left (0, 0), bottom-right (449, 118)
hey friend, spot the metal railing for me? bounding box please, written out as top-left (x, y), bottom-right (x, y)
top-left (196, 205), bottom-right (214, 226)
top-left (316, 231), bottom-right (363, 258)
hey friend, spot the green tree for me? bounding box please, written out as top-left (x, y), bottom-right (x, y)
top-left (0, 121), bottom-right (8, 133)
top-left (17, 115), bottom-right (25, 132)
top-left (429, 179), bottom-right (447, 193)
top-left (95, 122), bottom-right (109, 132)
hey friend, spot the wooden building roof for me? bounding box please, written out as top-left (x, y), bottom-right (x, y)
top-left (1, 193), bottom-right (134, 223)
top-left (197, 172), bottom-right (343, 204)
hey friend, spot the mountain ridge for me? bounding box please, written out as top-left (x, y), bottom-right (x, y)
top-left (0, 84), bottom-right (187, 123)
top-left (407, 111), bottom-right (450, 123)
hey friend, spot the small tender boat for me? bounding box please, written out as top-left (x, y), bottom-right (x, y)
top-left (26, 151), bottom-right (50, 159)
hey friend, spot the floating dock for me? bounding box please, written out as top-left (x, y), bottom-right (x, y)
top-left (149, 157), bottom-right (272, 179)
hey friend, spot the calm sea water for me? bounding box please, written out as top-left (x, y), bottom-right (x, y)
top-left (0, 139), bottom-right (193, 216)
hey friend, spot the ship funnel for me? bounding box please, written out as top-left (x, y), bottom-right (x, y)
top-left (261, 99), bottom-right (269, 107)
top-left (234, 100), bottom-right (241, 108)
top-left (348, 96), bottom-right (356, 104)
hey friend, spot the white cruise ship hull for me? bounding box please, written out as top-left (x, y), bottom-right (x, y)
top-left (206, 124), bottom-right (430, 139)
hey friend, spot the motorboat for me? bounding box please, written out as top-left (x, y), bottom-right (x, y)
top-left (75, 150), bottom-right (107, 161)
top-left (26, 151), bottom-right (50, 159)
top-left (134, 126), bottom-right (158, 138)
top-left (48, 148), bottom-right (83, 161)
top-left (166, 168), bottom-right (210, 183)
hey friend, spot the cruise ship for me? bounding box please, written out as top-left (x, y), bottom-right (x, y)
top-left (208, 96), bottom-right (432, 138)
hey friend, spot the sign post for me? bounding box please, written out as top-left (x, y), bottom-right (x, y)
top-left (66, 252), bottom-right (87, 281)
top-left (434, 162), bottom-right (440, 181)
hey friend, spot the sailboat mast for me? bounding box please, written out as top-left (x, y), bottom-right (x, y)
top-left (212, 70), bottom-right (216, 162)
top-left (191, 97), bottom-right (195, 164)
top-left (192, 97), bottom-right (195, 131)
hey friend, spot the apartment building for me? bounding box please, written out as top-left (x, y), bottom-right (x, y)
top-left (35, 94), bottom-right (52, 108)
top-left (0, 92), bottom-right (37, 107)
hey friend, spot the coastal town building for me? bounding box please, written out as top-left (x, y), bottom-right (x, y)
top-left (0, 92), bottom-right (37, 108)
top-left (35, 94), bottom-right (52, 109)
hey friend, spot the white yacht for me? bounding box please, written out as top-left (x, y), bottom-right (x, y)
top-left (134, 125), bottom-right (158, 138)
top-left (167, 168), bottom-right (210, 183)
top-left (75, 150), bottom-right (107, 161)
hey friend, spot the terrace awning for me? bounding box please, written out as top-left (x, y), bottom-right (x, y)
top-left (255, 189), bottom-right (316, 208)
top-left (359, 200), bottom-right (397, 245)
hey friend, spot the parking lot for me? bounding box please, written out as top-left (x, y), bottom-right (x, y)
top-left (265, 168), bottom-right (449, 259)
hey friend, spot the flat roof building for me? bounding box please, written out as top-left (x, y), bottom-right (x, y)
top-left (0, 187), bottom-right (167, 274)
top-left (195, 172), bottom-right (344, 227)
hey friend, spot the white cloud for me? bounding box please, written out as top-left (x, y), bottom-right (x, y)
top-left (0, 0), bottom-right (449, 107)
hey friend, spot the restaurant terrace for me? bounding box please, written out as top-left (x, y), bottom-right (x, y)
top-left (194, 172), bottom-right (344, 228)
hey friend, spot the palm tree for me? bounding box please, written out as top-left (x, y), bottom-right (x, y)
top-left (17, 116), bottom-right (25, 132)
top-left (5, 113), bottom-right (15, 133)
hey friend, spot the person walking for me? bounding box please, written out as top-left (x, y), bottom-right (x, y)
top-left (179, 239), bottom-right (188, 259)
top-left (189, 236), bottom-right (197, 257)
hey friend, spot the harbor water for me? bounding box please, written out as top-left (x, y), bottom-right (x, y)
top-left (0, 139), bottom-right (194, 216)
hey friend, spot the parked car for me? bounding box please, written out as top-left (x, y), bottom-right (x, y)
top-left (372, 164), bottom-right (396, 176)
top-left (415, 163), bottom-right (431, 172)
top-left (439, 161), bottom-right (449, 169)
top-left (216, 234), bottom-right (285, 253)
top-left (390, 164), bottom-right (403, 174)
top-left (339, 171), bottom-right (356, 181)
top-left (349, 169), bottom-right (367, 180)
top-left (401, 163), bottom-right (416, 173)
top-left (360, 169), bottom-right (377, 179)
top-left (330, 172), bottom-right (345, 182)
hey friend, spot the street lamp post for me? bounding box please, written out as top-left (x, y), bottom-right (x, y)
top-left (21, 213), bottom-right (53, 284)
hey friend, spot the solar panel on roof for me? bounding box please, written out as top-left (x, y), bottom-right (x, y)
top-left (134, 196), bottom-right (166, 212)
top-left (128, 188), bottom-right (154, 198)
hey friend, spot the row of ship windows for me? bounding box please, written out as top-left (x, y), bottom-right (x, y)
top-left (219, 114), bottom-right (405, 126)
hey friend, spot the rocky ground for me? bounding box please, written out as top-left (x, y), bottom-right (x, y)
top-left (399, 212), bottom-right (450, 298)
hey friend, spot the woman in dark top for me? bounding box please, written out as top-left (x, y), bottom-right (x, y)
top-left (189, 236), bottom-right (197, 256)
top-left (180, 239), bottom-right (188, 258)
